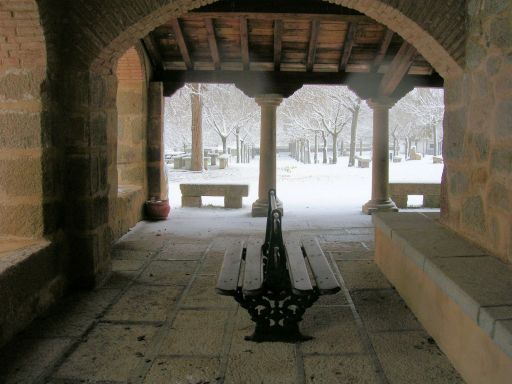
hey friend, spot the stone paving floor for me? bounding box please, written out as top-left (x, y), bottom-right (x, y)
top-left (0, 210), bottom-right (464, 384)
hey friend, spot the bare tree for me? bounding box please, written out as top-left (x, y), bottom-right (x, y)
top-left (391, 88), bottom-right (444, 156)
top-left (281, 85), bottom-right (367, 164)
top-left (308, 87), bottom-right (351, 164)
top-left (202, 84), bottom-right (258, 155)
top-left (344, 95), bottom-right (362, 167)
top-left (164, 86), bottom-right (191, 152)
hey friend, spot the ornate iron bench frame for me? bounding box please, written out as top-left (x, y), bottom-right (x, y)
top-left (216, 189), bottom-right (341, 342)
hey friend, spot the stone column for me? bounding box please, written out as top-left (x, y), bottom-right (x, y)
top-left (147, 82), bottom-right (168, 200)
top-left (362, 98), bottom-right (398, 214)
top-left (252, 94), bottom-right (283, 217)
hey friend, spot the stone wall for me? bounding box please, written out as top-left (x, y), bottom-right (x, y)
top-left (0, 0), bottom-right (47, 238)
top-left (112, 44), bottom-right (149, 240)
top-left (442, 1), bottom-right (512, 263)
top-left (0, 0), bottom-right (67, 348)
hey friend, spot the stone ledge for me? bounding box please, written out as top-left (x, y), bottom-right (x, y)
top-left (373, 212), bottom-right (512, 359)
top-left (117, 184), bottom-right (143, 198)
top-left (0, 238), bottom-right (66, 348)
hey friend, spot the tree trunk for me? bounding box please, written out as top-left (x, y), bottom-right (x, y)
top-left (322, 132), bottom-right (327, 164)
top-left (236, 130), bottom-right (240, 163)
top-left (359, 139), bottom-right (363, 156)
top-left (305, 139), bottom-right (311, 164)
top-left (432, 123), bottom-right (438, 156)
top-left (191, 83), bottom-right (203, 171)
top-left (314, 132), bottom-right (318, 163)
top-left (221, 136), bottom-right (227, 154)
top-left (348, 104), bottom-right (360, 167)
top-left (332, 133), bottom-right (338, 164)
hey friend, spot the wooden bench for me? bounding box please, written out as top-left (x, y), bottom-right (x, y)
top-left (389, 182), bottom-right (440, 208)
top-left (216, 189), bottom-right (341, 342)
top-left (180, 183), bottom-right (249, 208)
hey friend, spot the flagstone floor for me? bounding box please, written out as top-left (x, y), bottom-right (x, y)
top-left (0, 209), bottom-right (463, 384)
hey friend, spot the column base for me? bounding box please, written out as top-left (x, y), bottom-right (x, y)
top-left (362, 199), bottom-right (398, 215)
top-left (252, 198), bottom-right (283, 217)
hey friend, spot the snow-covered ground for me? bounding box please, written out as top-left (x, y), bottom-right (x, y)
top-left (167, 153), bottom-right (443, 218)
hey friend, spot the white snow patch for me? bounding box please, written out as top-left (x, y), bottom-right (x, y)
top-left (167, 154), bottom-right (443, 219)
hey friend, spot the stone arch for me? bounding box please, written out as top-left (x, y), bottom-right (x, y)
top-left (62, 0), bottom-right (466, 285)
top-left (0, 0), bottom-right (48, 238)
top-left (81, 0), bottom-right (464, 78)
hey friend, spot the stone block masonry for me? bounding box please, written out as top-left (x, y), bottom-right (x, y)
top-left (374, 212), bottom-right (512, 383)
top-left (442, 0), bottom-right (512, 263)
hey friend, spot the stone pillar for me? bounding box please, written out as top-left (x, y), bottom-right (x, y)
top-left (64, 71), bottom-right (118, 288)
top-left (362, 98), bottom-right (398, 214)
top-left (252, 94), bottom-right (283, 217)
top-left (147, 82), bottom-right (168, 200)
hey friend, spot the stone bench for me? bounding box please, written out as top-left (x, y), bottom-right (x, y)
top-left (389, 182), bottom-right (440, 208)
top-left (0, 239), bottom-right (63, 348)
top-left (219, 154), bottom-right (229, 169)
top-left (180, 183), bottom-right (249, 208)
top-left (173, 155), bottom-right (186, 169)
top-left (373, 212), bottom-right (512, 383)
top-left (355, 156), bottom-right (370, 168)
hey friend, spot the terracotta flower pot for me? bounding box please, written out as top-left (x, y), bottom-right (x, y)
top-left (145, 199), bottom-right (170, 220)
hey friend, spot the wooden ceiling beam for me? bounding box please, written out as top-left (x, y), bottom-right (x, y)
top-left (372, 29), bottom-right (394, 72)
top-left (155, 69), bottom-right (443, 94)
top-left (142, 34), bottom-right (164, 71)
top-left (306, 20), bottom-right (320, 72)
top-left (240, 17), bottom-right (250, 70)
top-left (185, 12), bottom-right (371, 23)
top-left (170, 18), bottom-right (192, 70)
top-left (339, 22), bottom-right (358, 72)
top-left (379, 41), bottom-right (418, 96)
top-left (204, 18), bottom-right (221, 70)
top-left (274, 20), bottom-right (283, 71)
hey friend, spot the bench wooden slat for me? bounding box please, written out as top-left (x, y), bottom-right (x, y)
top-left (242, 238), bottom-right (264, 296)
top-left (284, 237), bottom-right (314, 294)
top-left (216, 239), bottom-right (245, 295)
top-left (302, 236), bottom-right (341, 294)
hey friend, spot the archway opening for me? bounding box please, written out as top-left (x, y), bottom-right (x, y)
top-left (113, 46), bottom-right (150, 239)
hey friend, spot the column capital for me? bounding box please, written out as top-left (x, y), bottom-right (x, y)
top-left (367, 96), bottom-right (397, 110)
top-left (255, 94), bottom-right (283, 107)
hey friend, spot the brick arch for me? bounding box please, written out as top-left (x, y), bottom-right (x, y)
top-left (0, 0), bottom-right (48, 238)
top-left (79, 0), bottom-right (464, 78)
top-left (116, 47), bottom-right (145, 84)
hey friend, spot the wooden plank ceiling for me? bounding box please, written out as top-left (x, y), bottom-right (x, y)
top-left (143, 0), bottom-right (441, 96)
